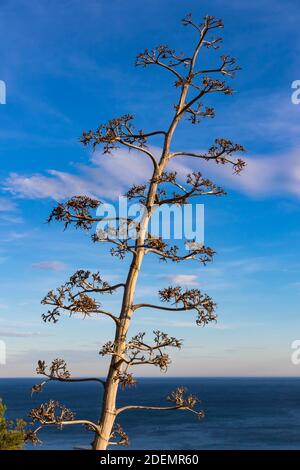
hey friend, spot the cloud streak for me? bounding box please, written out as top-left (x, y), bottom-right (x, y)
top-left (165, 274), bottom-right (199, 286)
top-left (0, 330), bottom-right (50, 338)
top-left (32, 260), bottom-right (67, 271)
top-left (4, 143), bottom-right (300, 202)
top-left (0, 197), bottom-right (17, 212)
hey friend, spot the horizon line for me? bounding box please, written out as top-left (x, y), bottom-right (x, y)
top-left (1, 375), bottom-right (300, 379)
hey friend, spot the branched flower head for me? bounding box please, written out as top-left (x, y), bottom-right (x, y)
top-left (92, 222), bottom-right (139, 259)
top-left (125, 184), bottom-right (147, 202)
top-left (185, 102), bottom-right (215, 124)
top-left (80, 114), bottom-right (149, 153)
top-left (37, 358), bottom-right (70, 379)
top-left (154, 171), bottom-right (177, 184)
top-left (48, 196), bottom-right (101, 230)
top-left (182, 13), bottom-right (223, 31)
top-left (159, 286), bottom-right (217, 326)
top-left (99, 341), bottom-right (115, 357)
top-left (31, 382), bottom-right (46, 396)
top-left (109, 424), bottom-right (129, 446)
top-left (136, 44), bottom-right (189, 69)
top-left (112, 330), bottom-right (183, 373)
top-left (167, 386), bottom-right (204, 418)
top-left (185, 241), bottom-right (215, 264)
top-left (153, 171), bottom-right (225, 205)
top-left (29, 400), bottom-right (75, 425)
top-left (41, 270), bottom-right (111, 323)
top-left (145, 236), bottom-right (214, 264)
top-left (115, 372), bottom-right (136, 390)
top-left (25, 430), bottom-right (42, 445)
top-left (31, 358), bottom-right (71, 395)
top-left (100, 331), bottom-right (181, 374)
top-left (207, 138), bottom-right (246, 173)
top-left (202, 76), bottom-right (233, 95)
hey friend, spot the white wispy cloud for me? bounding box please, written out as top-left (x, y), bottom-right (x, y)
top-left (227, 256), bottom-right (278, 274)
top-left (139, 317), bottom-right (239, 330)
top-left (0, 330), bottom-right (51, 338)
top-left (3, 137), bottom-right (300, 201)
top-left (4, 171), bottom-right (97, 200)
top-left (170, 147), bottom-right (300, 199)
top-left (32, 260), bottom-right (67, 271)
top-left (165, 274), bottom-right (198, 286)
top-left (3, 148), bottom-right (153, 201)
top-left (0, 197), bottom-right (17, 212)
top-left (0, 229), bottom-right (36, 243)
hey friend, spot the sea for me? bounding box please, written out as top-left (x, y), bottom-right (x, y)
top-left (0, 377), bottom-right (300, 450)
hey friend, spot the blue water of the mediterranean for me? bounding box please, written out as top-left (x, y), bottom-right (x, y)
top-left (1, 377), bottom-right (300, 450)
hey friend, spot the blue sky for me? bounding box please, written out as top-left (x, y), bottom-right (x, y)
top-left (1, 0), bottom-right (300, 377)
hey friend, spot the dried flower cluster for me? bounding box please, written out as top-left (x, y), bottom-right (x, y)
top-left (100, 330), bottom-right (182, 376)
top-left (29, 400), bottom-right (75, 426)
top-left (48, 196), bottom-right (101, 230)
top-left (109, 424), bottom-right (129, 446)
top-left (41, 270), bottom-right (122, 323)
top-left (158, 286), bottom-right (217, 325)
top-left (167, 387), bottom-right (204, 418)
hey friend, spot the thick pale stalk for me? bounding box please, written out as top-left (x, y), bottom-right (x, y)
top-left (92, 180), bottom-right (160, 450)
top-left (93, 86), bottom-right (189, 450)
